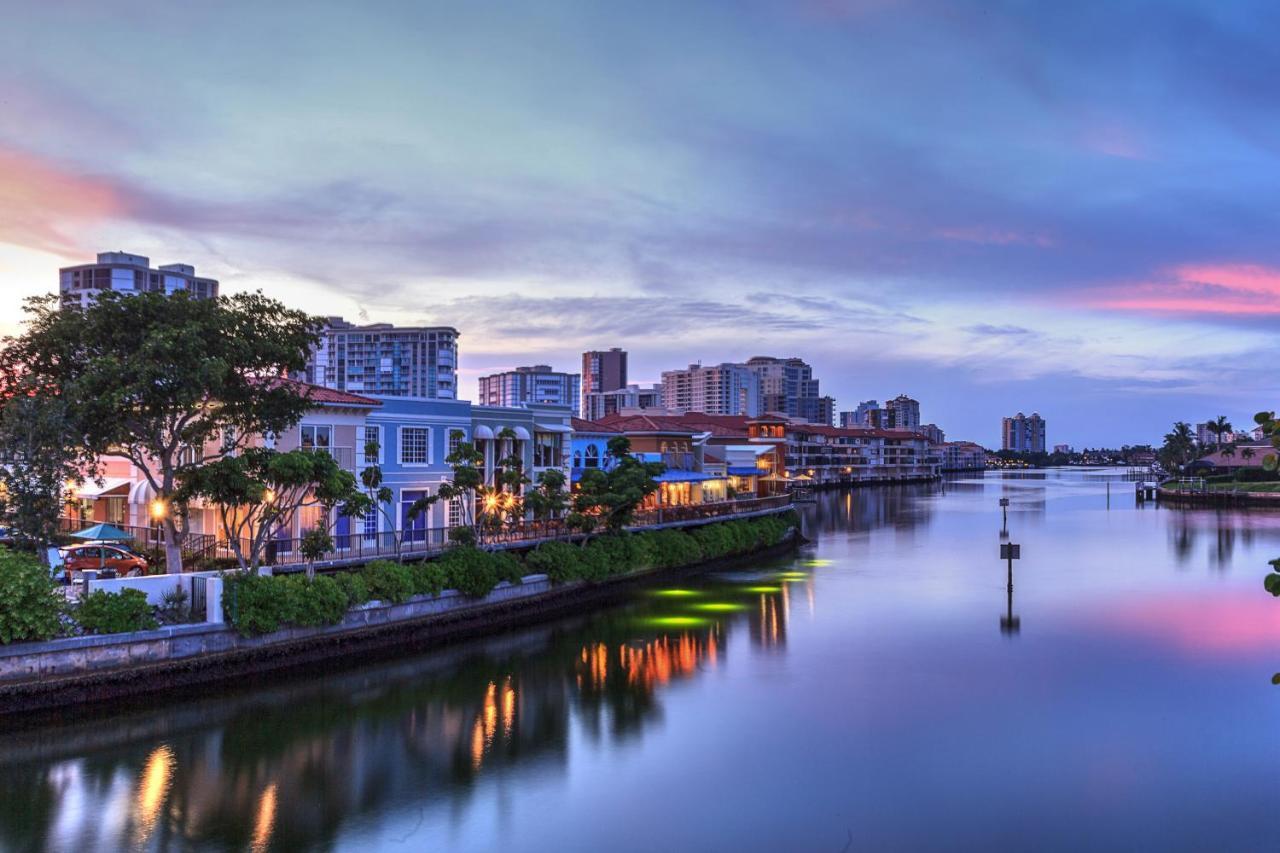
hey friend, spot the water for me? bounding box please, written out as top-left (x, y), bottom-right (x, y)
top-left (2, 469), bottom-right (1278, 852)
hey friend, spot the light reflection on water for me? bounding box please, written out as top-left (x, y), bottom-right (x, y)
top-left (2, 469), bottom-right (1278, 852)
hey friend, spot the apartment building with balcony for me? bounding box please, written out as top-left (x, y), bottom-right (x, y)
top-left (581, 348), bottom-right (627, 417)
top-left (939, 441), bottom-right (987, 471)
top-left (1002, 412), bottom-right (1046, 453)
top-left (660, 362), bottom-right (761, 416)
top-left (477, 364), bottom-right (580, 411)
top-left (583, 383), bottom-right (663, 420)
top-left (305, 318), bottom-right (458, 399)
top-left (59, 251), bottom-right (218, 308)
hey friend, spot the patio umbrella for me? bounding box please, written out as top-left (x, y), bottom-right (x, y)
top-left (69, 523), bottom-right (132, 542)
top-left (69, 523), bottom-right (133, 574)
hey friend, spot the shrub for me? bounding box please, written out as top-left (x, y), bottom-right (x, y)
top-left (437, 547), bottom-right (499, 598)
top-left (159, 584), bottom-right (191, 622)
top-left (285, 576), bottom-right (348, 627)
top-left (0, 548), bottom-right (66, 644)
top-left (333, 572), bottom-right (369, 607)
top-left (410, 561), bottom-right (448, 596)
top-left (362, 560), bottom-right (414, 604)
top-left (223, 573), bottom-right (290, 636)
top-left (649, 529), bottom-right (703, 568)
top-left (577, 541), bottom-right (613, 581)
top-left (525, 541), bottom-right (584, 583)
top-left (77, 588), bottom-right (158, 635)
top-left (1237, 467), bottom-right (1280, 483)
top-left (491, 551), bottom-right (525, 585)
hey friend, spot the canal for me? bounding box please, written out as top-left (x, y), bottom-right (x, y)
top-left (1, 469), bottom-right (1277, 851)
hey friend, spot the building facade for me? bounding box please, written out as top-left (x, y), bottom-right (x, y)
top-left (842, 400), bottom-right (883, 429)
top-left (885, 395), bottom-right (921, 431)
top-left (940, 441), bottom-right (987, 471)
top-left (581, 348), bottom-right (627, 416)
top-left (1002, 412), bottom-right (1046, 453)
top-left (746, 356), bottom-right (832, 424)
top-left (59, 252), bottom-right (218, 308)
top-left (305, 318), bottom-right (458, 399)
top-left (660, 363), bottom-right (761, 417)
top-left (583, 383), bottom-right (663, 420)
top-left (477, 365), bottom-right (581, 411)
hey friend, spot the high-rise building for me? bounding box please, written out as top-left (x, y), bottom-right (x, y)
top-left (842, 400), bottom-right (884, 429)
top-left (885, 394), bottom-right (921, 431)
top-left (584, 383), bottom-right (663, 420)
top-left (920, 423), bottom-right (946, 444)
top-left (745, 356), bottom-right (831, 424)
top-left (478, 365), bottom-right (580, 410)
top-left (305, 318), bottom-right (458, 399)
top-left (581, 348), bottom-right (627, 416)
top-left (660, 363), bottom-right (761, 416)
top-left (1002, 412), bottom-right (1046, 453)
top-left (59, 251), bottom-right (219, 308)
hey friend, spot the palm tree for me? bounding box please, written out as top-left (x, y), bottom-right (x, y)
top-left (1161, 421), bottom-right (1196, 471)
top-left (1242, 446), bottom-right (1256, 461)
top-left (1209, 415), bottom-right (1233, 448)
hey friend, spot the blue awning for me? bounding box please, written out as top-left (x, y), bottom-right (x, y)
top-left (727, 466), bottom-right (762, 477)
top-left (655, 470), bottom-right (718, 483)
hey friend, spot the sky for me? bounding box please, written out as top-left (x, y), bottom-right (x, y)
top-left (2, 0), bottom-right (1279, 448)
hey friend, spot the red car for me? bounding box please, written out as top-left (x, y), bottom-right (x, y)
top-left (62, 545), bottom-right (148, 578)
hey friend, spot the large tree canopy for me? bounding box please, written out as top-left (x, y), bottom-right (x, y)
top-left (0, 290), bottom-right (322, 572)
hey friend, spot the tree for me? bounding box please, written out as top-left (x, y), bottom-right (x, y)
top-left (1250, 411), bottom-right (1280, 596)
top-left (1242, 446), bottom-right (1256, 462)
top-left (357, 439), bottom-right (436, 561)
top-left (175, 447), bottom-right (362, 575)
top-left (1159, 421), bottom-right (1196, 471)
top-left (569, 436), bottom-right (664, 536)
top-left (0, 381), bottom-right (95, 553)
top-left (1208, 415), bottom-right (1233, 448)
top-left (0, 290), bottom-right (322, 573)
top-left (438, 427), bottom-right (529, 546)
top-left (526, 468), bottom-right (569, 522)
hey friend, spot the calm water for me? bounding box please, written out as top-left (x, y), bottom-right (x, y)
top-left (3, 469), bottom-right (1279, 852)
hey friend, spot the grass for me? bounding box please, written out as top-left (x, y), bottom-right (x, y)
top-left (1205, 481), bottom-right (1280, 493)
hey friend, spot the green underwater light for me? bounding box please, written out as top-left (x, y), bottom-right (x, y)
top-left (640, 615), bottom-right (711, 628)
top-left (691, 602), bottom-right (748, 613)
top-left (650, 588), bottom-right (700, 598)
top-left (742, 585), bottom-right (782, 594)
top-left (801, 559), bottom-right (833, 567)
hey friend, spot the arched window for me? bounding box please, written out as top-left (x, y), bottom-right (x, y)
top-left (573, 450), bottom-right (582, 467)
top-left (585, 444), bottom-right (600, 468)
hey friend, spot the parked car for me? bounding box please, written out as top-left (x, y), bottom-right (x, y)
top-left (61, 545), bottom-right (148, 579)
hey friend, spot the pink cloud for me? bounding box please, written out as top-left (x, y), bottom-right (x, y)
top-left (1087, 263), bottom-right (1280, 315)
top-left (0, 147), bottom-right (131, 256)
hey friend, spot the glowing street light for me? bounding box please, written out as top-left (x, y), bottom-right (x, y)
top-left (149, 499), bottom-right (167, 521)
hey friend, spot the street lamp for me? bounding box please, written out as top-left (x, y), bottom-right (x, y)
top-left (150, 499), bottom-right (167, 521)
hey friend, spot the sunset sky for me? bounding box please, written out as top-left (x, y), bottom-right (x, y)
top-left (3, 0), bottom-right (1279, 446)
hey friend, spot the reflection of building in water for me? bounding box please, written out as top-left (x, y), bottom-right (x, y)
top-left (574, 628), bottom-right (724, 739)
top-left (800, 484), bottom-right (937, 537)
top-left (748, 586), bottom-right (790, 649)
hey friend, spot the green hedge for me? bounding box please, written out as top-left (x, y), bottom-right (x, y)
top-left (77, 589), bottom-right (158, 634)
top-left (223, 513), bottom-right (796, 637)
top-left (223, 573), bottom-right (351, 637)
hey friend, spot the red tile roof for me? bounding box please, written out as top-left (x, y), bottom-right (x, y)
top-left (260, 377), bottom-right (382, 408)
top-left (571, 417), bottom-right (620, 433)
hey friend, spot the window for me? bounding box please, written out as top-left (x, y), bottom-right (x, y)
top-left (573, 450), bottom-right (582, 467)
top-left (401, 427), bottom-right (430, 465)
top-left (448, 498), bottom-right (462, 529)
top-left (360, 425), bottom-right (382, 466)
top-left (585, 444), bottom-right (600, 468)
top-left (534, 433), bottom-right (560, 468)
top-left (301, 425), bottom-right (332, 449)
top-left (363, 505), bottom-right (379, 541)
top-left (448, 429), bottom-right (465, 458)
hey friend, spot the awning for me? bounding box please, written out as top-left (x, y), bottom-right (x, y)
top-left (473, 424), bottom-right (495, 440)
top-left (509, 426), bottom-right (532, 441)
top-left (655, 470), bottom-right (718, 483)
top-left (534, 422), bottom-right (573, 434)
top-left (727, 466), bottom-right (762, 477)
top-left (75, 477), bottom-right (132, 500)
